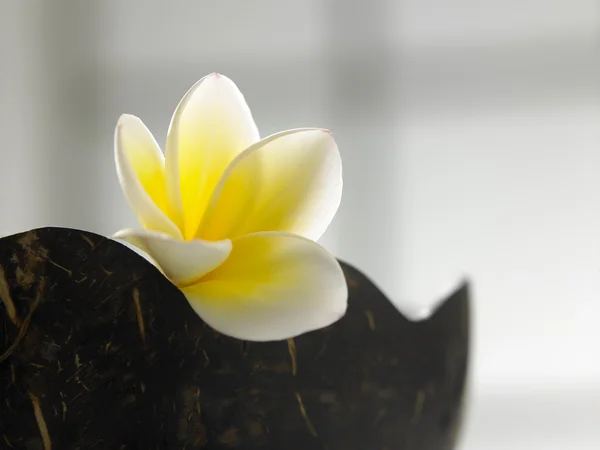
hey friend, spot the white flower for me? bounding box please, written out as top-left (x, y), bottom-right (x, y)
top-left (113, 73), bottom-right (347, 341)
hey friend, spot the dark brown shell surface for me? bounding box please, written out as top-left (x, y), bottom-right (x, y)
top-left (0, 227), bottom-right (469, 450)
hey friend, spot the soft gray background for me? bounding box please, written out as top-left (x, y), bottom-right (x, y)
top-left (1, 0), bottom-right (599, 448)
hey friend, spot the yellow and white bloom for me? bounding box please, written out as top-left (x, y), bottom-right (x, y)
top-left (113, 73), bottom-right (347, 341)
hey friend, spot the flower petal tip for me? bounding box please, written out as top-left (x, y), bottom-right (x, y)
top-left (116, 113), bottom-right (140, 127)
top-left (111, 229), bottom-right (232, 286)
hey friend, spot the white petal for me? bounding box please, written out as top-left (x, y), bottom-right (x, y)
top-left (113, 228), bottom-right (231, 286)
top-left (181, 231), bottom-right (348, 341)
top-left (165, 73), bottom-right (260, 240)
top-left (197, 129), bottom-right (343, 242)
top-left (114, 114), bottom-right (181, 238)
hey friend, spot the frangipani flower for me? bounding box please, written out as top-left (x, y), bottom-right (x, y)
top-left (113, 73), bottom-right (347, 341)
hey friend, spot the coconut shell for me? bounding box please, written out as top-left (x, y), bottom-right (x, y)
top-left (0, 227), bottom-right (469, 449)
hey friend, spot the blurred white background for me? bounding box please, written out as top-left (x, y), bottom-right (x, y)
top-left (1, 0), bottom-right (599, 448)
